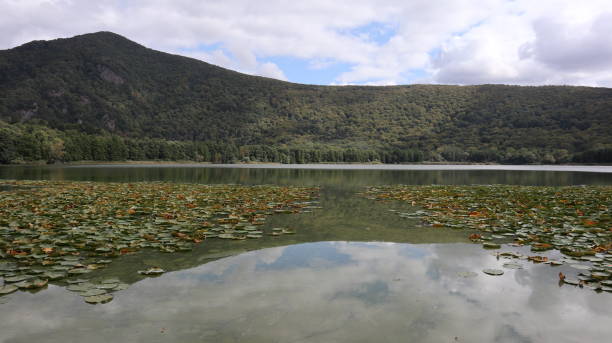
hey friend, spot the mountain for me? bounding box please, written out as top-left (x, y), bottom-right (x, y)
top-left (0, 31), bottom-right (611, 164)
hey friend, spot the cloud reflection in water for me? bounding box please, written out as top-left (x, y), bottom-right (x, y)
top-left (1, 242), bottom-right (611, 343)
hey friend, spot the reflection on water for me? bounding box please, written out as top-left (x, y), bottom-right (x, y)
top-left (0, 165), bottom-right (611, 342)
top-left (1, 242), bottom-right (610, 343)
top-left (1, 164), bottom-right (612, 186)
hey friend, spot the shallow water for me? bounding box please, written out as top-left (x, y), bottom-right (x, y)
top-left (1, 164), bottom-right (611, 342)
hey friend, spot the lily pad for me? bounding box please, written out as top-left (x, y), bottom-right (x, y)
top-left (0, 263), bottom-right (18, 272)
top-left (67, 283), bottom-right (95, 292)
top-left (81, 289), bottom-right (107, 297)
top-left (563, 278), bottom-right (580, 285)
top-left (44, 272), bottom-right (66, 280)
top-left (138, 267), bottom-right (165, 276)
top-left (0, 285), bottom-right (18, 295)
top-left (96, 283), bottom-right (118, 290)
top-left (570, 264), bottom-right (592, 270)
top-left (483, 269), bottom-right (504, 276)
top-left (113, 283), bottom-right (129, 291)
top-left (4, 275), bottom-right (32, 283)
top-left (84, 294), bottom-right (113, 304)
top-left (68, 268), bottom-right (91, 275)
top-left (14, 278), bottom-right (47, 289)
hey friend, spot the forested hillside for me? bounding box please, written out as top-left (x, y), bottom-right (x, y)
top-left (0, 32), bottom-right (610, 164)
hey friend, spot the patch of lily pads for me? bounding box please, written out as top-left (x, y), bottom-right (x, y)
top-left (364, 185), bottom-right (611, 291)
top-left (0, 180), bottom-right (319, 302)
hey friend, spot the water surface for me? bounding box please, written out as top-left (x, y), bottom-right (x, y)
top-left (0, 164), bottom-right (611, 342)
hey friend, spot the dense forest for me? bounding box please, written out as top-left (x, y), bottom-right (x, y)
top-left (0, 32), bottom-right (611, 164)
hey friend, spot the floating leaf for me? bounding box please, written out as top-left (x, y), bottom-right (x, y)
top-left (138, 267), bottom-right (165, 276)
top-left (483, 269), bottom-right (504, 276)
top-left (4, 275), bottom-right (32, 283)
top-left (96, 283), bottom-right (118, 290)
top-left (81, 289), bottom-right (107, 297)
top-left (0, 285), bottom-right (18, 295)
top-left (483, 242), bottom-right (501, 249)
top-left (563, 278), bottom-right (580, 285)
top-left (84, 294), bottom-right (113, 304)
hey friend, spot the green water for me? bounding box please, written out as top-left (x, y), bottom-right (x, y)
top-left (0, 164), bottom-right (611, 343)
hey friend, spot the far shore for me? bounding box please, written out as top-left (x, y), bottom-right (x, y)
top-left (1, 160), bottom-right (610, 173)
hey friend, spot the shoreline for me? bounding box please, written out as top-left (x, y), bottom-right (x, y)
top-left (1, 161), bottom-right (610, 174)
top-left (2, 160), bottom-right (610, 167)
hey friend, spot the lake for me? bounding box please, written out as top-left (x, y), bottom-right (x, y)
top-left (1, 164), bottom-right (611, 343)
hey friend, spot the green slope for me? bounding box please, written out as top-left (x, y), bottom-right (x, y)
top-left (0, 31), bottom-right (611, 163)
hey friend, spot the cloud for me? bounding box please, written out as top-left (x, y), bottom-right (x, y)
top-left (525, 13), bottom-right (612, 72)
top-left (1, 0), bottom-right (612, 86)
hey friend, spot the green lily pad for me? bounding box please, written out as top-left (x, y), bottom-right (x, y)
top-left (483, 243), bottom-right (501, 249)
top-left (84, 294), bottom-right (113, 304)
top-left (483, 269), bottom-right (504, 276)
top-left (96, 283), bottom-right (118, 290)
top-left (4, 275), bottom-right (32, 283)
top-left (67, 283), bottom-right (95, 292)
top-left (14, 278), bottom-right (47, 289)
top-left (81, 289), bottom-right (107, 297)
top-left (563, 278), bottom-right (580, 285)
top-left (113, 283), bottom-right (129, 291)
top-left (68, 268), bottom-right (92, 275)
top-left (570, 264), bottom-right (592, 270)
top-left (43, 272), bottom-right (66, 280)
top-left (0, 263), bottom-right (18, 272)
top-left (0, 285), bottom-right (18, 295)
top-left (591, 272), bottom-right (611, 280)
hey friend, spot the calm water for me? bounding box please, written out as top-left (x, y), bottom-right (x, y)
top-left (1, 164), bottom-right (611, 343)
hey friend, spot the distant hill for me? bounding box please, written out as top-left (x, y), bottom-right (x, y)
top-left (0, 31), bottom-right (611, 164)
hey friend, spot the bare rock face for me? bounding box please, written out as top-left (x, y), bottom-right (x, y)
top-left (48, 89), bottom-right (64, 97)
top-left (102, 113), bottom-right (116, 131)
top-left (79, 96), bottom-right (90, 105)
top-left (18, 103), bottom-right (38, 122)
top-left (97, 65), bottom-right (124, 85)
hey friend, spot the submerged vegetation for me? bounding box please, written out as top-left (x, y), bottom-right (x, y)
top-left (363, 184), bottom-right (612, 291)
top-left (0, 180), bottom-right (319, 302)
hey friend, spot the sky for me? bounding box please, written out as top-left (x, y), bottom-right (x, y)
top-left (2, 0), bottom-right (612, 87)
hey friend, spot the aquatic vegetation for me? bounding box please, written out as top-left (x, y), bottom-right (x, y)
top-left (0, 180), bottom-right (319, 302)
top-left (364, 184), bottom-right (612, 290)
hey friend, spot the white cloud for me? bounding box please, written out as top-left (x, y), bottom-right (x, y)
top-left (1, 0), bottom-right (612, 86)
